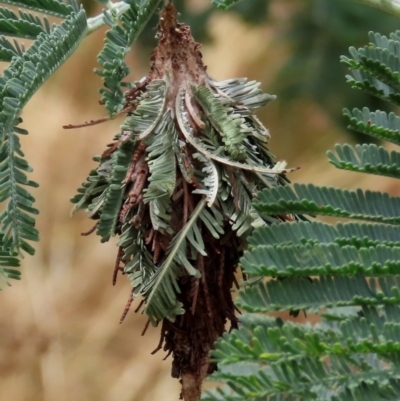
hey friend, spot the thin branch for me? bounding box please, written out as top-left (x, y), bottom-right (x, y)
top-left (86, 1), bottom-right (130, 35)
top-left (90, 0), bottom-right (400, 47)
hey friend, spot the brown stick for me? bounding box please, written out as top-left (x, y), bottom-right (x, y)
top-left (113, 247), bottom-right (124, 285)
top-left (119, 293), bottom-right (134, 324)
top-left (81, 223), bottom-right (97, 236)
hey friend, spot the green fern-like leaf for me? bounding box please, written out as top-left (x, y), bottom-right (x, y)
top-left (177, 86), bottom-right (291, 175)
top-left (205, 28), bottom-right (400, 401)
top-left (0, 0), bottom-right (75, 18)
top-left (248, 221), bottom-right (400, 249)
top-left (144, 111), bottom-right (176, 234)
top-left (0, 7), bottom-right (87, 255)
top-left (343, 107), bottom-right (400, 144)
top-left (0, 6), bottom-right (49, 39)
top-left (96, 0), bottom-right (163, 116)
top-left (241, 242), bottom-right (400, 277)
top-left (121, 78), bottom-right (167, 139)
top-left (254, 183), bottom-right (400, 224)
top-left (208, 76), bottom-right (276, 109)
top-left (327, 143), bottom-right (400, 178)
top-left (70, 155), bottom-right (110, 217)
top-left (142, 198), bottom-right (205, 324)
top-left (0, 124), bottom-right (39, 255)
top-left (342, 67), bottom-right (400, 105)
top-left (96, 136), bottom-right (136, 242)
top-left (204, 306), bottom-right (400, 400)
top-left (0, 234), bottom-right (20, 286)
top-left (238, 275), bottom-right (400, 313)
top-left (192, 84), bottom-right (247, 161)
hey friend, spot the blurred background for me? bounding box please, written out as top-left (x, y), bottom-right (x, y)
top-left (1, 0), bottom-right (400, 400)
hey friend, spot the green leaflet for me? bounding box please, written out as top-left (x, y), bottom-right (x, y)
top-left (70, 155), bottom-right (110, 217)
top-left (142, 199), bottom-right (206, 324)
top-left (176, 86), bottom-right (294, 174)
top-left (248, 220), bottom-right (400, 249)
top-left (205, 29), bottom-right (400, 401)
top-left (118, 222), bottom-right (157, 297)
top-left (0, 124), bottom-right (39, 255)
top-left (238, 275), bottom-right (400, 313)
top-left (328, 143), bottom-right (400, 178)
top-left (193, 152), bottom-right (219, 207)
top-left (143, 110), bottom-right (176, 234)
top-left (0, 6), bottom-right (49, 39)
top-left (344, 108), bottom-right (400, 144)
top-left (218, 171), bottom-right (256, 238)
top-left (204, 307), bottom-right (400, 400)
top-left (241, 242), bottom-right (400, 277)
top-left (254, 183), bottom-right (400, 224)
top-left (208, 76), bottom-right (276, 109)
top-left (96, 0), bottom-right (163, 116)
top-left (0, 0), bottom-right (75, 18)
top-left (0, 7), bottom-right (87, 257)
top-left (96, 135), bottom-right (136, 243)
top-left (0, 234), bottom-right (20, 286)
top-left (192, 84), bottom-right (247, 161)
top-left (121, 79), bottom-right (167, 140)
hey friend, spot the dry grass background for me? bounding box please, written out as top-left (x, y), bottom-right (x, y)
top-left (0, 3), bottom-right (398, 401)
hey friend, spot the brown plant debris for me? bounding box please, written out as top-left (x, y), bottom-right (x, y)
top-left (69, 3), bottom-right (299, 400)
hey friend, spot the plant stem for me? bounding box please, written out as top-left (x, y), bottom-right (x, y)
top-left (86, 1), bottom-right (130, 35)
top-left (352, 0), bottom-right (400, 17)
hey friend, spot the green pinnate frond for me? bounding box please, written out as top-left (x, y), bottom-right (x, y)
top-left (254, 183), bottom-right (400, 224)
top-left (327, 143), bottom-right (400, 178)
top-left (0, 235), bottom-right (20, 286)
top-left (121, 79), bottom-right (167, 139)
top-left (219, 171), bottom-right (256, 237)
top-left (211, 310), bottom-right (400, 363)
top-left (248, 221), bottom-right (336, 247)
top-left (206, 27), bottom-right (400, 401)
top-left (0, 8), bottom-right (87, 117)
top-left (248, 221), bottom-right (400, 249)
top-left (370, 31), bottom-right (400, 56)
top-left (96, 0), bottom-right (163, 116)
top-left (341, 32), bottom-right (400, 102)
top-left (70, 155), bottom-right (110, 217)
top-left (142, 199), bottom-right (205, 323)
top-left (207, 353), bottom-right (399, 400)
top-left (0, 7), bottom-right (49, 39)
top-left (198, 206), bottom-right (224, 239)
top-left (192, 84), bottom-right (247, 161)
top-left (0, 8), bottom-right (87, 255)
top-left (343, 107), bottom-right (400, 144)
top-left (208, 76), bottom-right (276, 109)
top-left (344, 45), bottom-right (400, 93)
top-left (238, 275), bottom-right (400, 313)
top-left (176, 86), bottom-right (292, 175)
top-left (144, 111), bottom-right (176, 234)
top-left (96, 136), bottom-right (136, 242)
top-left (0, 123), bottom-right (39, 255)
top-left (342, 67), bottom-right (400, 105)
top-left (204, 306), bottom-right (400, 401)
top-left (193, 152), bottom-right (219, 207)
top-left (0, 36), bottom-right (24, 62)
top-left (0, 0), bottom-right (75, 18)
top-left (241, 242), bottom-right (400, 278)
top-left (333, 379), bottom-right (400, 401)
top-left (118, 223), bottom-right (157, 297)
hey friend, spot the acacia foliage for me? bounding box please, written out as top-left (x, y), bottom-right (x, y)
top-left (203, 30), bottom-right (400, 401)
